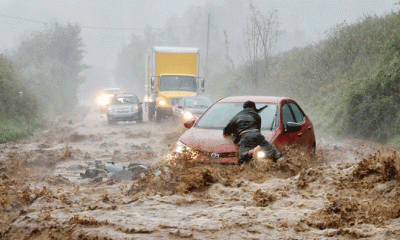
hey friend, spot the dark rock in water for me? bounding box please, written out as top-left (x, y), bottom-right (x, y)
top-left (67, 164), bottom-right (86, 170)
top-left (128, 164), bottom-right (148, 180)
top-left (107, 169), bottom-right (134, 181)
top-left (113, 150), bottom-right (121, 155)
top-left (105, 162), bottom-right (124, 173)
top-left (131, 143), bottom-right (151, 150)
top-left (99, 142), bottom-right (119, 148)
top-left (108, 142), bottom-right (119, 147)
top-left (80, 168), bottom-right (107, 179)
top-left (93, 176), bottom-right (103, 182)
top-left (99, 142), bottom-right (108, 148)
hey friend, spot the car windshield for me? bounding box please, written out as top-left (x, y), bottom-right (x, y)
top-left (184, 98), bottom-right (212, 108)
top-left (196, 102), bottom-right (277, 130)
top-left (159, 76), bottom-right (197, 92)
top-left (111, 96), bottom-right (138, 105)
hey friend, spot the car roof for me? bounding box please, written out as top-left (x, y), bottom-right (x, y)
top-left (217, 96), bottom-right (289, 104)
top-left (183, 96), bottom-right (211, 100)
top-left (113, 93), bottom-right (138, 97)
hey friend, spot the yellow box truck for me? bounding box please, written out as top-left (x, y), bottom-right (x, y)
top-left (144, 46), bottom-right (205, 122)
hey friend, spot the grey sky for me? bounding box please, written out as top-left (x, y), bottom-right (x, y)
top-left (1, 0), bottom-right (398, 70)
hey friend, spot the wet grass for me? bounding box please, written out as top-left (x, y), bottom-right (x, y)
top-left (0, 118), bottom-right (43, 143)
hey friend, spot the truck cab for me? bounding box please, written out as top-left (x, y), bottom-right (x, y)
top-left (144, 47), bottom-right (205, 122)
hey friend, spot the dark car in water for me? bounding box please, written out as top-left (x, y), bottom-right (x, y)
top-left (174, 96), bottom-right (316, 164)
top-left (172, 96), bottom-right (213, 121)
top-left (107, 93), bottom-right (143, 124)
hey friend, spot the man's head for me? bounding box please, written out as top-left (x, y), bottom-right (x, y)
top-left (243, 100), bottom-right (268, 113)
top-left (243, 101), bottom-right (256, 110)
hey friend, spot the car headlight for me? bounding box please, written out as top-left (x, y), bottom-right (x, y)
top-left (159, 100), bottom-right (166, 106)
top-left (131, 106), bottom-right (139, 112)
top-left (183, 111), bottom-right (194, 120)
top-left (174, 141), bottom-right (188, 153)
top-left (98, 95), bottom-right (110, 106)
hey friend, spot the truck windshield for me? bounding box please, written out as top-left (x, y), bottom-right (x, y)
top-left (159, 76), bottom-right (197, 92)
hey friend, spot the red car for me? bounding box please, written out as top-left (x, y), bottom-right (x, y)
top-left (174, 96), bottom-right (316, 164)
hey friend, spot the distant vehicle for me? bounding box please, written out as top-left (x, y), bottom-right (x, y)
top-left (106, 93), bottom-right (143, 124)
top-left (173, 96), bottom-right (213, 121)
top-left (174, 96), bottom-right (316, 164)
top-left (96, 88), bottom-right (122, 112)
top-left (144, 46), bottom-right (205, 122)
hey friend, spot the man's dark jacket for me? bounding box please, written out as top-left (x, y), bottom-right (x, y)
top-left (223, 108), bottom-right (261, 144)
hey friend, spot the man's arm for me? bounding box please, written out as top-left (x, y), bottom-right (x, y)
top-left (223, 115), bottom-right (237, 136)
top-left (255, 114), bottom-right (262, 130)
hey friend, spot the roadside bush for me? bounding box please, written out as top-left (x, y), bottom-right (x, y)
top-left (0, 54), bottom-right (43, 143)
top-left (348, 37), bottom-right (400, 142)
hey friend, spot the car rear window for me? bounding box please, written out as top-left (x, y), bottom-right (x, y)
top-left (196, 102), bottom-right (277, 130)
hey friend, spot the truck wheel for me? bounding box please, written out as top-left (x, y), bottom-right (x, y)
top-left (155, 110), bottom-right (163, 122)
top-left (148, 108), bottom-right (155, 122)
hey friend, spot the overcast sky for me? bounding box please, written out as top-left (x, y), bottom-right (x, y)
top-left (1, 0), bottom-right (399, 71)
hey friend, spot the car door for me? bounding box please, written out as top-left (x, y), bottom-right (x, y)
top-left (288, 101), bottom-right (314, 149)
top-left (275, 101), bottom-right (299, 149)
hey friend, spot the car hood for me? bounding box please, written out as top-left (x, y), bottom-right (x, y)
top-left (179, 127), bottom-right (276, 153)
top-left (185, 107), bottom-right (208, 115)
top-left (110, 104), bottom-right (136, 110)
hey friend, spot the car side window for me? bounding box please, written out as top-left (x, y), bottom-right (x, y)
top-left (288, 102), bottom-right (304, 123)
top-left (281, 103), bottom-right (295, 128)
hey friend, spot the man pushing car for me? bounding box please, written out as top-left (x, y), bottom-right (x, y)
top-left (223, 100), bottom-right (283, 164)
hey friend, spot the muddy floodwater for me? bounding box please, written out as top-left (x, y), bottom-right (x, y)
top-left (1, 107), bottom-right (400, 240)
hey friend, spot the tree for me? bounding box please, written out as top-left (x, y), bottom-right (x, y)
top-left (12, 23), bottom-right (86, 114)
top-left (243, 2), bottom-right (280, 86)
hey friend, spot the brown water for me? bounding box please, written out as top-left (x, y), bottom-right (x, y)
top-left (1, 108), bottom-right (399, 240)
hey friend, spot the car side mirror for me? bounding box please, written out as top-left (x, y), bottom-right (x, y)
top-left (151, 77), bottom-right (156, 93)
top-left (184, 119), bottom-right (196, 128)
top-left (285, 122), bottom-right (301, 133)
top-left (200, 78), bottom-right (205, 93)
top-left (177, 106), bottom-right (183, 109)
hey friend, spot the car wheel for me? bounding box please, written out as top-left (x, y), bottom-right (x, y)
top-left (136, 114), bottom-right (143, 123)
top-left (310, 142), bottom-right (316, 159)
top-left (155, 110), bottom-right (162, 122)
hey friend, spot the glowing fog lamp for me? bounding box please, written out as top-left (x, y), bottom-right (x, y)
top-left (257, 150), bottom-right (266, 159)
top-left (183, 111), bottom-right (194, 120)
top-left (98, 95), bottom-right (110, 106)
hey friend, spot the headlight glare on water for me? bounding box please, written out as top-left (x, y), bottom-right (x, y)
top-left (174, 141), bottom-right (187, 153)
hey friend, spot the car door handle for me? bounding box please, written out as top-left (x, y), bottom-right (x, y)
top-left (308, 126), bottom-right (312, 130)
top-left (298, 133), bottom-right (303, 137)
